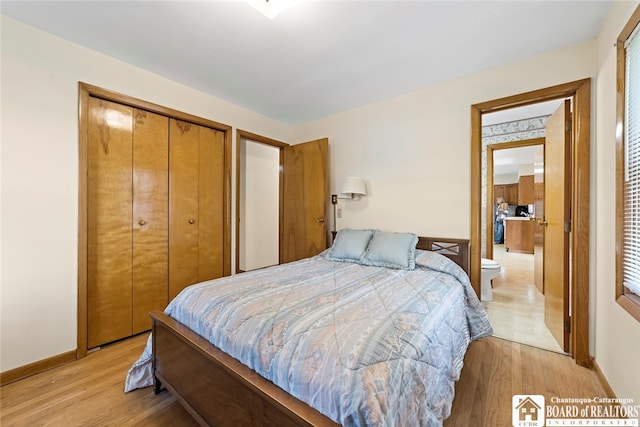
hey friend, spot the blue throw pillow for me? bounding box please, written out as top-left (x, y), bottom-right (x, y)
top-left (362, 231), bottom-right (418, 270)
top-left (324, 228), bottom-right (375, 262)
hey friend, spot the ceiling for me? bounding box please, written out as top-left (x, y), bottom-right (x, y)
top-left (1, 1), bottom-right (612, 125)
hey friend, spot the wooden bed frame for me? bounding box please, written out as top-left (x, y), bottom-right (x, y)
top-left (151, 236), bottom-right (469, 426)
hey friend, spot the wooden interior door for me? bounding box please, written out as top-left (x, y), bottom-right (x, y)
top-left (544, 100), bottom-right (571, 352)
top-left (87, 98), bottom-right (134, 348)
top-left (281, 138), bottom-right (329, 263)
top-left (132, 109), bottom-right (169, 334)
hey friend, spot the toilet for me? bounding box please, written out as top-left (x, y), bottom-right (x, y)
top-left (481, 258), bottom-right (501, 301)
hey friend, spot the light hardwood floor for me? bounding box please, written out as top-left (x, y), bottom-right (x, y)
top-left (1, 332), bottom-right (609, 426)
top-left (0, 334), bottom-right (197, 427)
top-left (482, 244), bottom-right (564, 353)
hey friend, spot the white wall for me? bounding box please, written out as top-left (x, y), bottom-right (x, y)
top-left (494, 174), bottom-right (519, 185)
top-left (594, 1), bottom-right (640, 405)
top-left (0, 15), bottom-right (291, 372)
top-left (518, 164), bottom-right (534, 176)
top-left (239, 140), bottom-right (280, 271)
top-left (292, 41), bottom-right (595, 239)
top-left (492, 167), bottom-right (533, 186)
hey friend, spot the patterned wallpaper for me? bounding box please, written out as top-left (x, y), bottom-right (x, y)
top-left (481, 115), bottom-right (549, 257)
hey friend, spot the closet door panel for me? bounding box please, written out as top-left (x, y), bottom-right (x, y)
top-left (198, 127), bottom-right (225, 282)
top-left (169, 119), bottom-right (200, 300)
top-left (132, 109), bottom-right (169, 334)
top-left (87, 98), bottom-right (133, 348)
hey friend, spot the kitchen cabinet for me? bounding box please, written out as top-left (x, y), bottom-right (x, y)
top-left (518, 175), bottom-right (534, 205)
top-left (504, 218), bottom-right (534, 254)
top-left (494, 183), bottom-right (519, 205)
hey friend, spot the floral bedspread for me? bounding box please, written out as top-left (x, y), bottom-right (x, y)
top-left (124, 250), bottom-right (492, 426)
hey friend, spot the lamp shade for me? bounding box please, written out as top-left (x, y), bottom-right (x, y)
top-left (340, 176), bottom-right (367, 198)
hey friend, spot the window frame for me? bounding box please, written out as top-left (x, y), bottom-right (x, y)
top-left (616, 5), bottom-right (640, 323)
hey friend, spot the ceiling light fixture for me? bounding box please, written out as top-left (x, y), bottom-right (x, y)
top-left (246, 0), bottom-right (296, 19)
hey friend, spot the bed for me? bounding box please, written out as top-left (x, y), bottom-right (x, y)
top-left (124, 230), bottom-right (492, 426)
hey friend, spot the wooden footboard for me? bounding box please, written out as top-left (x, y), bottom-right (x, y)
top-left (151, 310), bottom-right (339, 427)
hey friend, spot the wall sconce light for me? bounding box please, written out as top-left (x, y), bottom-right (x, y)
top-left (340, 176), bottom-right (367, 200)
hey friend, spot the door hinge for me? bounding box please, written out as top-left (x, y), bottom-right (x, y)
top-left (564, 219), bottom-right (572, 233)
top-left (566, 118), bottom-right (572, 132)
top-left (565, 318), bottom-right (572, 333)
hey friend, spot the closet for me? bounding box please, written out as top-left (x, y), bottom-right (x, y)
top-left (87, 96), bottom-right (225, 348)
top-left (168, 118), bottom-right (225, 300)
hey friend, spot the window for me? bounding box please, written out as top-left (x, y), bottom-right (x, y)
top-left (617, 5), bottom-right (640, 322)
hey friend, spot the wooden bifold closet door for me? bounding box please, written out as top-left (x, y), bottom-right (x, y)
top-left (87, 97), bottom-right (225, 349)
top-left (88, 98), bottom-right (169, 348)
top-left (132, 110), bottom-right (169, 335)
top-left (168, 119), bottom-right (225, 301)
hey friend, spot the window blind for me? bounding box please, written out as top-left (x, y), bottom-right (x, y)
top-left (624, 23), bottom-right (640, 296)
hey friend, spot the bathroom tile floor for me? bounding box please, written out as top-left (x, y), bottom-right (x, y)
top-left (482, 245), bottom-right (565, 354)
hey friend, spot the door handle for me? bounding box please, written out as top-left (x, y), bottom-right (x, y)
top-left (537, 218), bottom-right (548, 226)
top-left (316, 217), bottom-right (325, 223)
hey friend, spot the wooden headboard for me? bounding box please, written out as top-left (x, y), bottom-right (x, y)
top-left (330, 231), bottom-right (469, 276)
top-left (417, 236), bottom-right (470, 276)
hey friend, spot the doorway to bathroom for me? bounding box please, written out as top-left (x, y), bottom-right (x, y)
top-left (486, 139), bottom-right (563, 353)
top-left (482, 99), bottom-right (571, 353)
top-left (471, 79), bottom-right (591, 367)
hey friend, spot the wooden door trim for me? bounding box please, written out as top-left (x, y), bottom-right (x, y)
top-left (234, 129), bottom-right (288, 274)
top-left (470, 78), bottom-right (591, 367)
top-left (78, 82), bottom-right (232, 358)
top-left (486, 138), bottom-right (544, 261)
